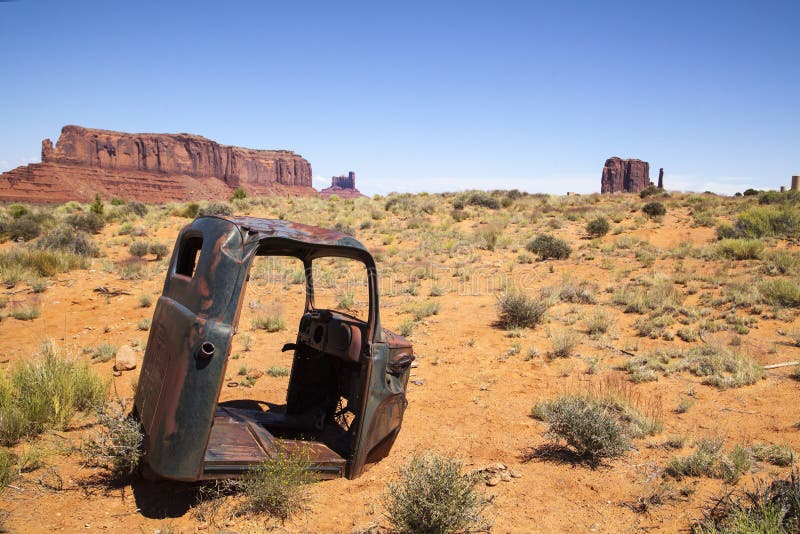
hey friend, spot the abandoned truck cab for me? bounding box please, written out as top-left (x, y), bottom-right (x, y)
top-left (133, 216), bottom-right (414, 481)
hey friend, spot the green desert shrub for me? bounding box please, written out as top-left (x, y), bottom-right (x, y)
top-left (90, 194), bottom-right (104, 215)
top-left (398, 319), bottom-right (415, 337)
top-left (199, 202), bottom-right (233, 217)
top-left (230, 187), bottom-right (247, 201)
top-left (126, 201), bottom-right (147, 218)
top-left (252, 313), bottom-right (286, 332)
top-left (758, 278), bottom-right (800, 307)
top-left (464, 191), bottom-right (500, 209)
top-left (0, 339), bottom-right (107, 445)
top-left (734, 206), bottom-right (800, 239)
top-left (666, 438), bottom-right (751, 484)
top-left (239, 452), bottom-right (316, 521)
top-left (6, 214), bottom-right (43, 241)
top-left (0, 248), bottom-right (90, 279)
top-left (642, 201), bottom-right (666, 218)
top-left (176, 202), bottom-right (200, 218)
top-left (129, 240), bottom-right (149, 258)
top-left (36, 225), bottom-right (99, 257)
top-left (65, 211), bottom-right (105, 234)
top-left (639, 186), bottom-right (662, 198)
top-left (758, 189), bottom-right (800, 205)
top-left (7, 204), bottom-right (29, 219)
top-left (87, 342), bottom-right (117, 363)
top-left (586, 216), bottom-right (610, 237)
top-left (148, 242), bottom-right (169, 260)
top-left (384, 452), bottom-right (488, 534)
top-left (526, 234), bottom-right (571, 260)
top-left (714, 238), bottom-right (764, 260)
top-left (532, 396), bottom-right (630, 464)
top-left (267, 366), bottom-right (290, 378)
top-left (496, 290), bottom-right (549, 329)
top-left (692, 466), bottom-right (800, 534)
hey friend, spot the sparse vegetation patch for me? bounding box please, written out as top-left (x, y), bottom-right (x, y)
top-left (384, 452), bottom-right (489, 534)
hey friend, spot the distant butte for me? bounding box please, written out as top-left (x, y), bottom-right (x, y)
top-left (601, 157), bottom-right (654, 193)
top-left (320, 171), bottom-right (366, 198)
top-left (0, 125), bottom-right (315, 203)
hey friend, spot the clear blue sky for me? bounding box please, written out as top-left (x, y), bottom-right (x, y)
top-left (1, 0), bottom-right (798, 195)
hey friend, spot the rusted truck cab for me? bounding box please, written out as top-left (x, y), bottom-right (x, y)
top-left (133, 216), bottom-right (413, 481)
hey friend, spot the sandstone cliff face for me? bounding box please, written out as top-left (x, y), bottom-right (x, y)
top-left (320, 171), bottom-right (365, 198)
top-left (601, 157), bottom-right (652, 193)
top-left (0, 125), bottom-right (315, 203)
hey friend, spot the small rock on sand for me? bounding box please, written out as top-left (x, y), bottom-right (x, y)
top-left (113, 346), bottom-right (137, 371)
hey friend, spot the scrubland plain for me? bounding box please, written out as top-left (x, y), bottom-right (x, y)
top-left (0, 189), bottom-right (799, 532)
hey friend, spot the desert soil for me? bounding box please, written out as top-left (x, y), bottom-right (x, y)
top-left (0, 193), bottom-right (798, 533)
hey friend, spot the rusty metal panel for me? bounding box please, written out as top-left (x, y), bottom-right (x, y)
top-left (135, 217), bottom-right (247, 480)
top-left (135, 216), bottom-right (413, 482)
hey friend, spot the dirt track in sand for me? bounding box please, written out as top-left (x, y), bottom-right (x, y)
top-left (1, 195), bottom-right (799, 533)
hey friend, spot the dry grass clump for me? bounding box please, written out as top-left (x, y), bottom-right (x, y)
top-left (0, 248), bottom-right (90, 281)
top-left (252, 313), bottom-right (286, 332)
top-left (623, 348), bottom-right (683, 383)
top-left (239, 452), bottom-right (317, 521)
top-left (409, 300), bottom-right (440, 321)
top-left (496, 290), bottom-right (549, 330)
top-left (531, 376), bottom-right (662, 465)
top-left (762, 250), bottom-right (799, 277)
top-left (548, 329), bottom-right (581, 358)
top-left (758, 278), bottom-right (800, 307)
top-left (10, 301), bottom-right (41, 321)
top-left (0, 449), bottom-right (15, 496)
top-left (750, 443), bottom-right (796, 467)
top-left (714, 238), bottom-right (764, 260)
top-left (621, 346), bottom-right (764, 389)
top-left (0, 339), bottom-right (107, 445)
top-left (682, 345), bottom-right (764, 389)
top-left (82, 400), bottom-right (143, 479)
top-left (666, 438), bottom-right (751, 484)
top-left (35, 225), bottom-right (100, 257)
top-left (612, 280), bottom-right (682, 315)
top-left (557, 279), bottom-right (596, 304)
top-left (474, 223), bottom-right (503, 250)
top-left (384, 452), bottom-right (489, 534)
top-left (582, 308), bottom-right (613, 337)
top-left (692, 466), bottom-right (800, 533)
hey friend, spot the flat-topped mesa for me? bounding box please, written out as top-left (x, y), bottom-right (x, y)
top-left (320, 171), bottom-right (366, 198)
top-left (0, 125), bottom-right (315, 203)
top-left (601, 157), bottom-right (653, 194)
top-left (42, 125), bottom-right (311, 188)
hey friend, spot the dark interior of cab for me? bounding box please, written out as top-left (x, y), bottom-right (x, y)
top-left (201, 308), bottom-right (368, 479)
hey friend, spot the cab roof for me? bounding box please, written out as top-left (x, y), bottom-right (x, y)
top-left (198, 216), bottom-right (372, 262)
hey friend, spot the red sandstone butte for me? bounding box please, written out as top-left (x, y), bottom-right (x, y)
top-left (0, 125), bottom-right (315, 203)
top-left (600, 157), bottom-right (653, 193)
top-left (320, 171), bottom-right (366, 198)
